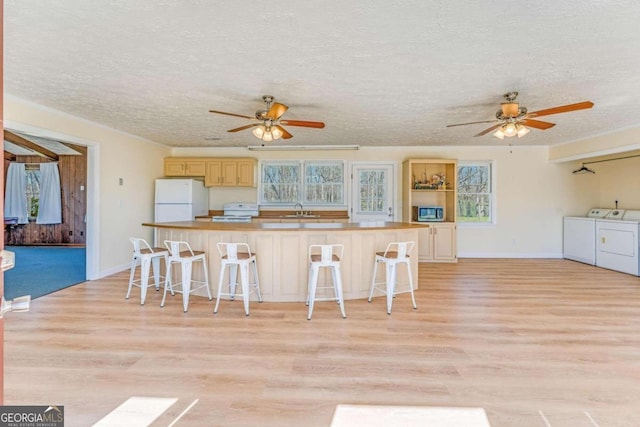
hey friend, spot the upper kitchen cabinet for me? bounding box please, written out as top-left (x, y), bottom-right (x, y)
top-left (204, 158), bottom-right (256, 187)
top-left (163, 158), bottom-right (206, 177)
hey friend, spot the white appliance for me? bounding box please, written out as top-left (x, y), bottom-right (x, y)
top-left (596, 210), bottom-right (640, 276)
top-left (211, 202), bottom-right (259, 223)
top-left (155, 179), bottom-right (209, 222)
top-left (563, 208), bottom-right (610, 265)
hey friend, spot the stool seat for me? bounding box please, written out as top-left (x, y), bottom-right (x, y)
top-left (368, 241), bottom-right (417, 315)
top-left (127, 237), bottom-right (169, 305)
top-left (215, 243), bottom-right (262, 316)
top-left (306, 244), bottom-right (346, 320)
top-left (162, 240), bottom-right (212, 312)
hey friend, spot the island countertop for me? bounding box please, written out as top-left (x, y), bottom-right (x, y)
top-left (143, 220), bottom-right (428, 232)
top-left (144, 220), bottom-right (422, 303)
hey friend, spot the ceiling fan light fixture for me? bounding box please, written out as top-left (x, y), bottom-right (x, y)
top-left (503, 123), bottom-right (517, 137)
top-left (493, 127), bottom-right (505, 139)
top-left (271, 126), bottom-right (283, 140)
top-left (516, 124), bottom-right (530, 137)
top-left (262, 131), bottom-right (273, 142)
top-left (252, 125), bottom-right (265, 138)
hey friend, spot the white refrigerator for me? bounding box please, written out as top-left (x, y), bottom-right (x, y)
top-left (154, 179), bottom-right (209, 222)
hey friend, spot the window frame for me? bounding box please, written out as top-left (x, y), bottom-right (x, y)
top-left (456, 160), bottom-right (496, 226)
top-left (259, 160), bottom-right (347, 207)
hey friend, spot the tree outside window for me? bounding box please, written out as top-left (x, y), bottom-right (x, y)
top-left (457, 162), bottom-right (493, 223)
top-left (25, 166), bottom-right (41, 219)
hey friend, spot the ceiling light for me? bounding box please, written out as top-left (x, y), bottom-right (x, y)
top-left (271, 126), bottom-right (283, 140)
top-left (516, 124), bottom-right (530, 137)
top-left (262, 131), bottom-right (273, 142)
top-left (252, 125), bottom-right (265, 138)
top-left (493, 127), bottom-right (505, 139)
top-left (503, 123), bottom-right (517, 137)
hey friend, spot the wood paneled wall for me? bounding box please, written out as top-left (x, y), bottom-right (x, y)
top-left (4, 143), bottom-right (87, 245)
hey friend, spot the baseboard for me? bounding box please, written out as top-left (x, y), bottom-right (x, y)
top-left (98, 262), bottom-right (131, 279)
top-left (457, 252), bottom-right (564, 259)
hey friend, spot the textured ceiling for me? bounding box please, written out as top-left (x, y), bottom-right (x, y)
top-left (5, 1), bottom-right (640, 148)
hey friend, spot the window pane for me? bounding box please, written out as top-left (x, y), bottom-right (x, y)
top-left (304, 163), bottom-right (344, 205)
top-left (261, 164), bottom-right (299, 203)
top-left (358, 170), bottom-right (386, 213)
top-left (25, 168), bottom-right (41, 218)
top-left (457, 163), bottom-right (492, 223)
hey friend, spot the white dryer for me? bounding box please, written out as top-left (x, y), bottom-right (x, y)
top-left (596, 210), bottom-right (640, 276)
top-left (563, 208), bottom-right (610, 265)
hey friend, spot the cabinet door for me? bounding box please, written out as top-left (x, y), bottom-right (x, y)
top-left (205, 161), bottom-right (222, 186)
top-left (236, 160), bottom-right (255, 187)
top-left (433, 224), bottom-right (456, 261)
top-left (417, 227), bottom-right (433, 262)
top-left (164, 159), bottom-right (186, 176)
top-left (185, 160), bottom-right (206, 176)
top-left (220, 161), bottom-right (238, 186)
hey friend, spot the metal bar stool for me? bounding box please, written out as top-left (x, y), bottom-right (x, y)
top-left (368, 241), bottom-right (417, 314)
top-left (215, 242), bottom-right (263, 316)
top-left (162, 240), bottom-right (212, 312)
top-left (127, 237), bottom-right (169, 305)
top-left (306, 244), bottom-right (346, 320)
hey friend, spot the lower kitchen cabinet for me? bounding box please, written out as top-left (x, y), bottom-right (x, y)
top-left (417, 223), bottom-right (457, 262)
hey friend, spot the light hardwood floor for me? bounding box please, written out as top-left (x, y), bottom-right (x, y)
top-left (4, 259), bottom-right (640, 427)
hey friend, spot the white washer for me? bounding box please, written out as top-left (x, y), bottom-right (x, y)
top-left (596, 210), bottom-right (640, 276)
top-left (563, 208), bottom-right (610, 265)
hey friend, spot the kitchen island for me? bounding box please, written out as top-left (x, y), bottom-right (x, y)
top-left (143, 221), bottom-right (424, 302)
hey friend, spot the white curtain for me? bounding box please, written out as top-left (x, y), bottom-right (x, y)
top-left (36, 162), bottom-right (62, 224)
top-left (4, 163), bottom-right (29, 224)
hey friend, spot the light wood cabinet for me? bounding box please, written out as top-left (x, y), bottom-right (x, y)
top-left (417, 224), bottom-right (457, 262)
top-left (163, 158), bottom-right (206, 177)
top-left (403, 158), bottom-right (458, 263)
top-left (204, 158), bottom-right (256, 187)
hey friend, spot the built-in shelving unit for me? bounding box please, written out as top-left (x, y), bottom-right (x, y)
top-left (402, 158), bottom-right (458, 262)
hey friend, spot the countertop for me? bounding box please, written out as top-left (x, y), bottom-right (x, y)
top-left (143, 220), bottom-right (427, 232)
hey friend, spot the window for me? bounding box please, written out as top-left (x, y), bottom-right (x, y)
top-left (457, 162), bottom-right (493, 223)
top-left (260, 160), bottom-right (346, 206)
top-left (25, 165), bottom-right (41, 219)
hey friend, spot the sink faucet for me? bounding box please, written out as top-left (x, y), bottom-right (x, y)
top-left (294, 202), bottom-right (303, 216)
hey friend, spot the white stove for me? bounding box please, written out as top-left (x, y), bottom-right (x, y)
top-left (211, 202), bottom-right (259, 223)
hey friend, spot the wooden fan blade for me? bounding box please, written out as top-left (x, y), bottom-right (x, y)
top-left (266, 103), bottom-right (289, 120)
top-left (521, 119), bottom-right (556, 130)
top-left (280, 120), bottom-right (325, 129)
top-left (527, 101), bottom-right (594, 118)
top-left (446, 119), bottom-right (499, 128)
top-left (209, 110), bottom-right (254, 119)
top-left (227, 123), bottom-right (260, 133)
top-left (474, 123), bottom-right (503, 137)
top-left (276, 125), bottom-right (293, 139)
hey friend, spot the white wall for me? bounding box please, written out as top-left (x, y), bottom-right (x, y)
top-left (174, 144), bottom-right (590, 258)
top-left (4, 96), bottom-right (171, 278)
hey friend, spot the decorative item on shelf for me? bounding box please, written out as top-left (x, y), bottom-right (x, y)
top-left (432, 172), bottom-right (447, 190)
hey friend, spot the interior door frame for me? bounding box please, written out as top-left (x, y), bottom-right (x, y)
top-left (350, 162), bottom-right (396, 222)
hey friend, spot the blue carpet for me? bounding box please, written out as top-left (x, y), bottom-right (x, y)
top-left (4, 246), bottom-right (86, 300)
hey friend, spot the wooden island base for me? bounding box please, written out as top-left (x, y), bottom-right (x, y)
top-left (143, 221), bottom-right (422, 302)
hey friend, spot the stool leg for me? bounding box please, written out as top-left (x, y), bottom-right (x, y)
top-left (182, 260), bottom-right (192, 312)
top-left (229, 264), bottom-right (238, 300)
top-left (333, 264), bottom-right (346, 318)
top-left (368, 258), bottom-right (379, 302)
top-left (161, 260), bottom-right (172, 307)
top-left (126, 255), bottom-right (137, 299)
top-left (214, 262), bottom-right (225, 314)
top-left (307, 264), bottom-right (319, 320)
top-left (140, 256), bottom-right (151, 305)
top-left (252, 259), bottom-right (263, 302)
top-left (164, 254), bottom-right (174, 296)
top-left (151, 256), bottom-right (161, 291)
top-left (385, 262), bottom-right (395, 315)
top-left (240, 262), bottom-right (250, 316)
top-left (406, 260), bottom-right (417, 309)
top-left (202, 257), bottom-right (212, 300)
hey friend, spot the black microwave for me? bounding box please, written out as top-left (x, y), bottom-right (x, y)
top-left (412, 206), bottom-right (444, 222)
